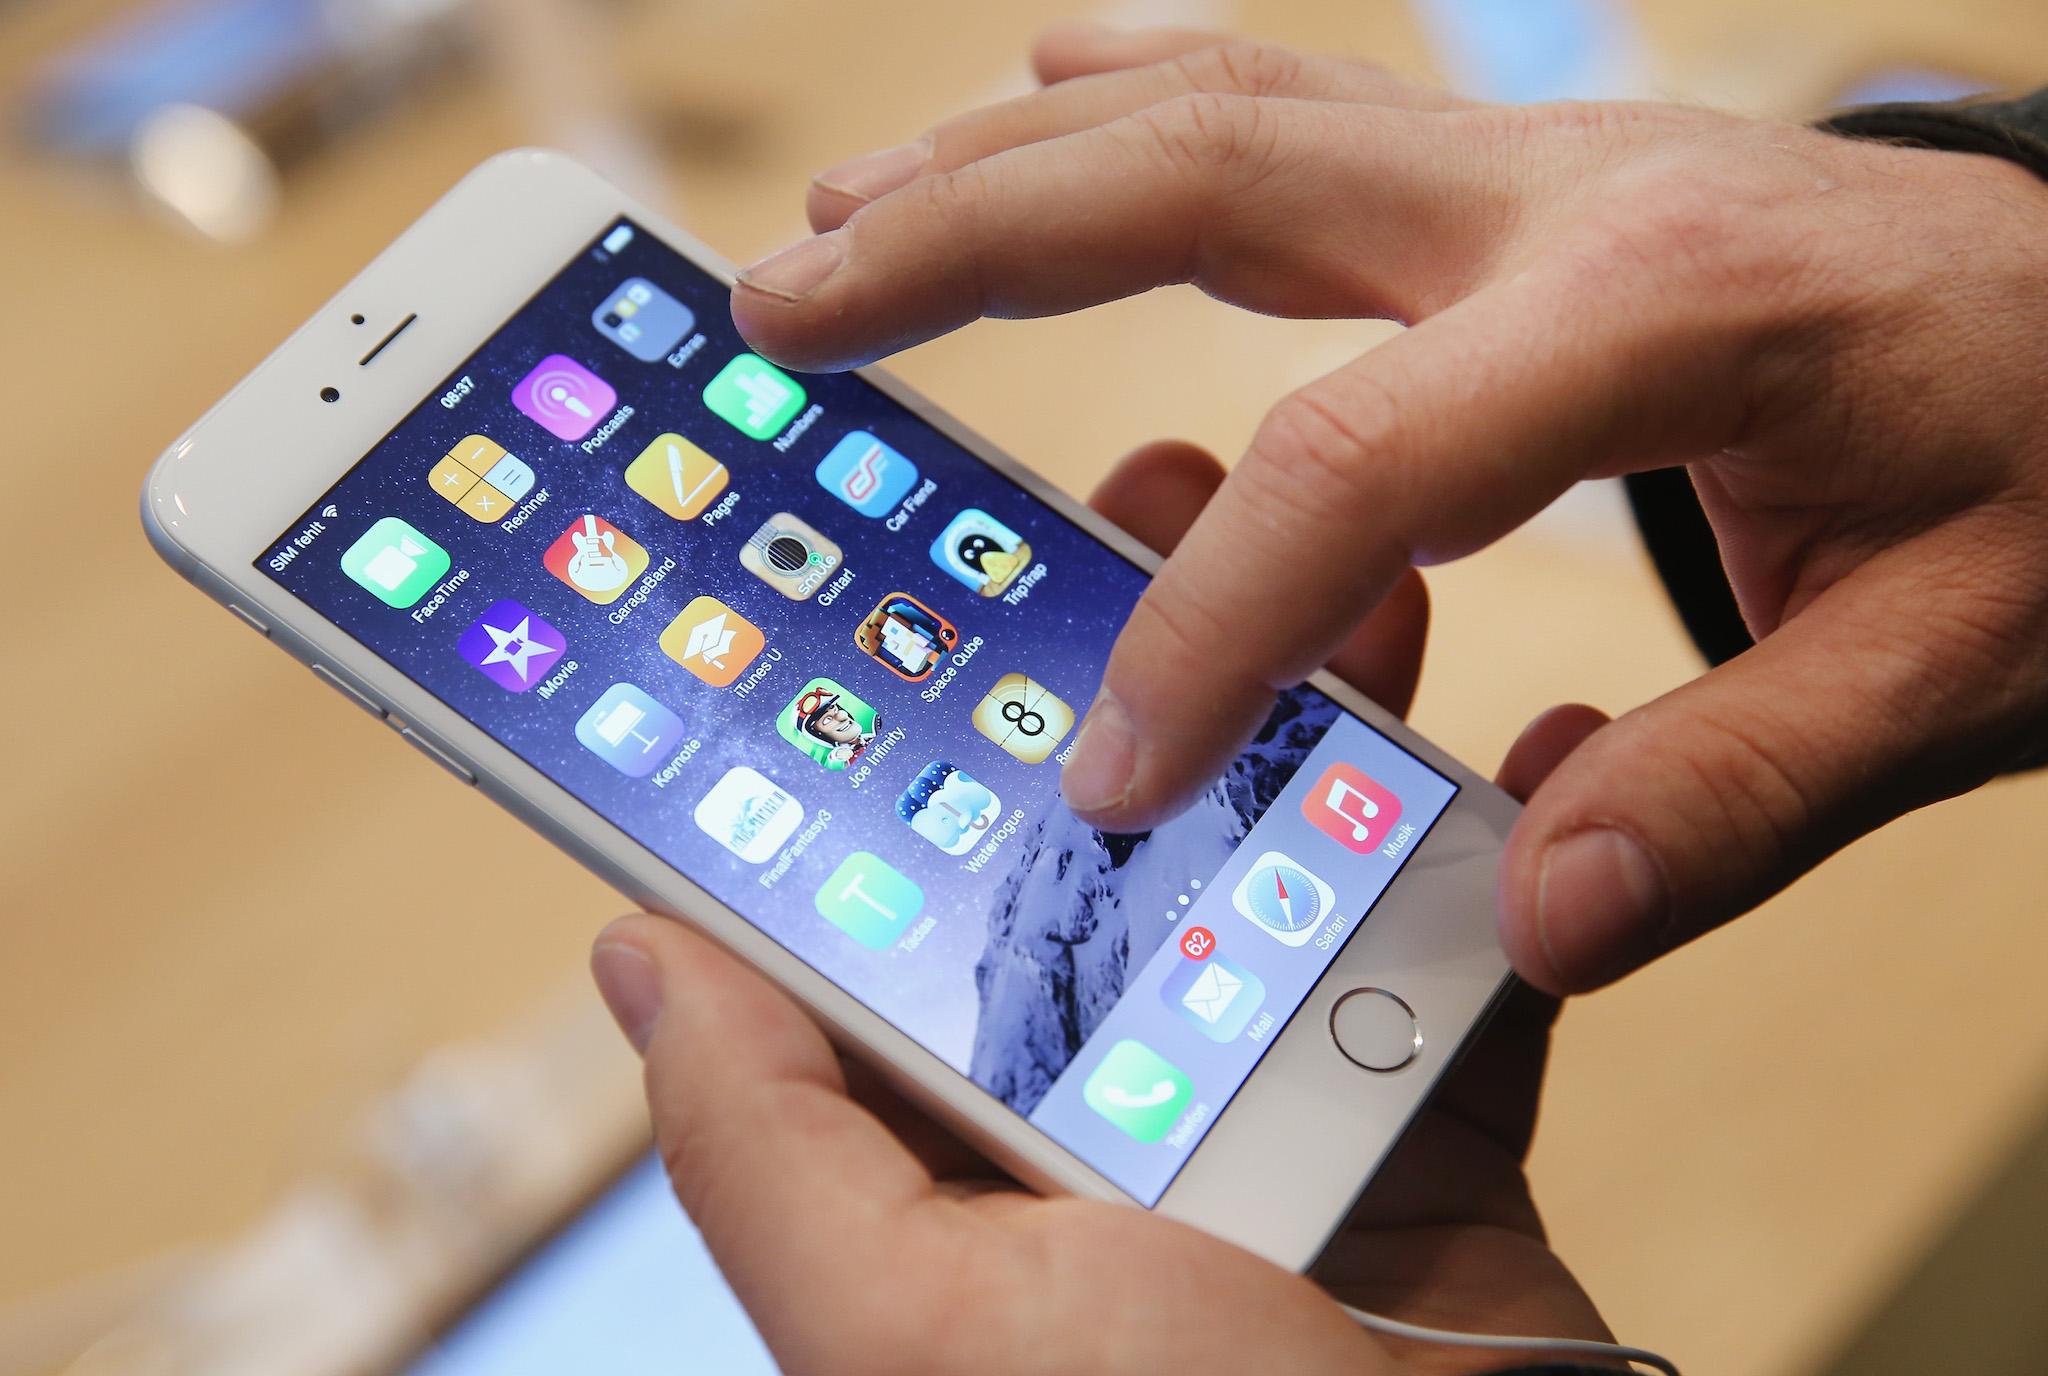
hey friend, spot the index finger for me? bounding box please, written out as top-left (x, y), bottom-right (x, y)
top-left (1060, 271), bottom-right (1748, 829)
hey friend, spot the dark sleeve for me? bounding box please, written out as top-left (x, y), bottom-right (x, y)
top-left (1626, 85), bottom-right (2048, 669)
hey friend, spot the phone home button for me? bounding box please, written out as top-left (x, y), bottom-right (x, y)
top-left (1329, 988), bottom-right (1422, 1073)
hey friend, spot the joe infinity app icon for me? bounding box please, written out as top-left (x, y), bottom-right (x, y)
top-left (513, 354), bottom-right (616, 442)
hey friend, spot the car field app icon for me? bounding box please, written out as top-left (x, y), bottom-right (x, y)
top-left (740, 513), bottom-right (842, 601)
top-left (341, 517), bottom-right (450, 609)
top-left (660, 595), bottom-right (765, 688)
top-left (704, 353), bottom-right (805, 440)
top-left (429, 434), bottom-right (535, 523)
top-left (1232, 851), bottom-right (1336, 947)
top-left (625, 432), bottom-right (728, 520)
top-left (1161, 954), bottom-right (1265, 1043)
top-left (575, 683), bottom-right (687, 778)
top-left (512, 354), bottom-right (616, 442)
top-left (815, 852), bottom-right (924, 950)
top-left (694, 765), bottom-right (805, 863)
top-left (1083, 1041), bottom-right (1193, 1143)
top-left (778, 677), bottom-right (880, 770)
top-left (930, 508), bottom-right (1033, 597)
top-left (543, 514), bottom-right (649, 605)
top-left (855, 593), bottom-right (958, 681)
top-left (972, 673), bottom-right (1074, 764)
top-left (1303, 762), bottom-right (1404, 854)
top-left (593, 277), bottom-right (696, 362)
top-left (816, 431), bottom-right (919, 517)
top-left (457, 599), bottom-right (566, 692)
top-left (896, 761), bottom-right (1001, 856)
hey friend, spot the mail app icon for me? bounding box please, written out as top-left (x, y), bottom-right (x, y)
top-left (1160, 953), bottom-right (1266, 1043)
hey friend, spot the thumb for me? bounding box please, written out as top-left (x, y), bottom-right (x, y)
top-left (1499, 552), bottom-right (2033, 993)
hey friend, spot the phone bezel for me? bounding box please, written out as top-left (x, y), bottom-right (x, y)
top-left (142, 149), bottom-right (1522, 1272)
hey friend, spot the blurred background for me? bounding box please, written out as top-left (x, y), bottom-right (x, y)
top-left (4, 1), bottom-right (2047, 1373)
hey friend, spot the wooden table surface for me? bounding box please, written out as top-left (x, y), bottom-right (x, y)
top-left (3, 2), bottom-right (2046, 1373)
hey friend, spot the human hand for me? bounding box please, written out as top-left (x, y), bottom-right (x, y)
top-left (725, 24), bottom-right (2048, 994)
top-left (592, 440), bottom-right (1612, 1376)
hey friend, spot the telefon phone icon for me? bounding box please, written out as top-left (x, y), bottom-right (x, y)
top-left (1081, 1041), bottom-right (1192, 1142)
top-left (1101, 1080), bottom-right (1178, 1109)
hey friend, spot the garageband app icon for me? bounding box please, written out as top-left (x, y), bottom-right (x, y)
top-left (660, 595), bottom-right (765, 688)
top-left (512, 354), bottom-right (616, 442)
top-left (816, 430), bottom-right (919, 517)
top-left (1302, 763), bottom-right (1403, 855)
top-left (855, 592), bottom-right (958, 682)
top-left (1161, 953), bottom-right (1266, 1043)
top-left (897, 761), bottom-right (1001, 856)
top-left (592, 278), bottom-right (696, 362)
top-left (575, 682), bottom-right (687, 778)
top-left (543, 514), bottom-right (649, 605)
top-left (457, 599), bottom-right (565, 692)
top-left (1232, 851), bottom-right (1336, 947)
top-left (429, 434), bottom-right (535, 523)
top-left (972, 672), bottom-right (1074, 764)
top-left (740, 512), bottom-right (842, 601)
top-left (624, 432), bottom-right (727, 520)
top-left (693, 765), bottom-right (805, 864)
top-left (930, 508), bottom-right (1032, 597)
top-left (778, 677), bottom-right (880, 770)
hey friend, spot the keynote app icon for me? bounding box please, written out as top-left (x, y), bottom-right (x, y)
top-left (512, 354), bottom-right (616, 442)
top-left (457, 599), bottom-right (566, 692)
top-left (1302, 763), bottom-right (1403, 854)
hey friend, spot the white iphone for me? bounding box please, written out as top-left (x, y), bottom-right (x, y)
top-left (144, 150), bottom-right (1521, 1271)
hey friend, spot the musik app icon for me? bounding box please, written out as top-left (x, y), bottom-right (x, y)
top-left (512, 354), bottom-right (616, 442)
top-left (1302, 763), bottom-right (1402, 855)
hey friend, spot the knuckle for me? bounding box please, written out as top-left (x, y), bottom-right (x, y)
top-left (1249, 381), bottom-right (1409, 525)
top-left (1175, 38), bottom-right (1306, 97)
top-left (1126, 91), bottom-right (1278, 183)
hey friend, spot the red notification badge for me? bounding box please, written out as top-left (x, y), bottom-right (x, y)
top-left (1179, 925), bottom-right (1216, 961)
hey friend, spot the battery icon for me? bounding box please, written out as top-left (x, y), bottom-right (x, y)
top-left (602, 224), bottom-right (634, 255)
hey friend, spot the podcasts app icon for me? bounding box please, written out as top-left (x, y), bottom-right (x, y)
top-left (512, 354), bottom-right (616, 442)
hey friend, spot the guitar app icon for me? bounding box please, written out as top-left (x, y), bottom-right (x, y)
top-left (1302, 763), bottom-right (1402, 855)
top-left (543, 514), bottom-right (649, 605)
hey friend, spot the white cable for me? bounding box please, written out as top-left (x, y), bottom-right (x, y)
top-left (1340, 1302), bottom-right (1681, 1375)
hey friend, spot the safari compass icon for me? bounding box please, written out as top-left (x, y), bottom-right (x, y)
top-left (1231, 852), bottom-right (1337, 946)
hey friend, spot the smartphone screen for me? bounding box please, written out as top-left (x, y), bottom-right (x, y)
top-left (258, 219), bottom-right (1459, 1204)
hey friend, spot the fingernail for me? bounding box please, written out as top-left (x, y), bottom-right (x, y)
top-left (1535, 828), bottom-right (1666, 989)
top-left (591, 941), bottom-right (663, 1054)
top-left (737, 229), bottom-right (848, 303)
top-left (1061, 693), bottom-right (1137, 816)
top-left (812, 138), bottom-right (931, 203)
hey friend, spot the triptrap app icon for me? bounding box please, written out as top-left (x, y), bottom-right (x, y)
top-left (1232, 851), bottom-right (1337, 947)
top-left (704, 353), bottom-right (806, 440)
top-left (930, 508), bottom-right (1033, 597)
top-left (624, 432), bottom-right (728, 521)
top-left (855, 593), bottom-right (958, 682)
top-left (660, 595), bottom-right (765, 688)
top-left (971, 672), bottom-right (1074, 764)
top-left (456, 599), bottom-right (565, 692)
top-left (592, 278), bottom-right (696, 362)
top-left (1302, 762), bottom-right (1403, 855)
top-left (429, 434), bottom-right (535, 523)
top-left (815, 852), bottom-right (925, 950)
top-left (575, 682), bottom-right (687, 778)
top-left (1161, 954), bottom-right (1266, 1044)
top-left (739, 513), bottom-right (842, 601)
top-left (693, 765), bottom-right (805, 863)
top-left (1082, 1040), bottom-right (1192, 1144)
top-left (778, 677), bottom-right (881, 770)
top-left (896, 761), bottom-right (1001, 856)
top-left (543, 514), bottom-right (649, 605)
top-left (340, 517), bottom-right (450, 609)
top-left (512, 354), bottom-right (616, 442)
top-left (815, 431), bottom-right (919, 517)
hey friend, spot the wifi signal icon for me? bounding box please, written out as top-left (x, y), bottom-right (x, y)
top-left (321, 505), bottom-right (340, 519)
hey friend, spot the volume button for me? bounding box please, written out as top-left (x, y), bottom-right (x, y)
top-left (401, 728), bottom-right (477, 785)
top-left (310, 664), bottom-right (387, 719)
top-left (227, 603), bottom-right (270, 636)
